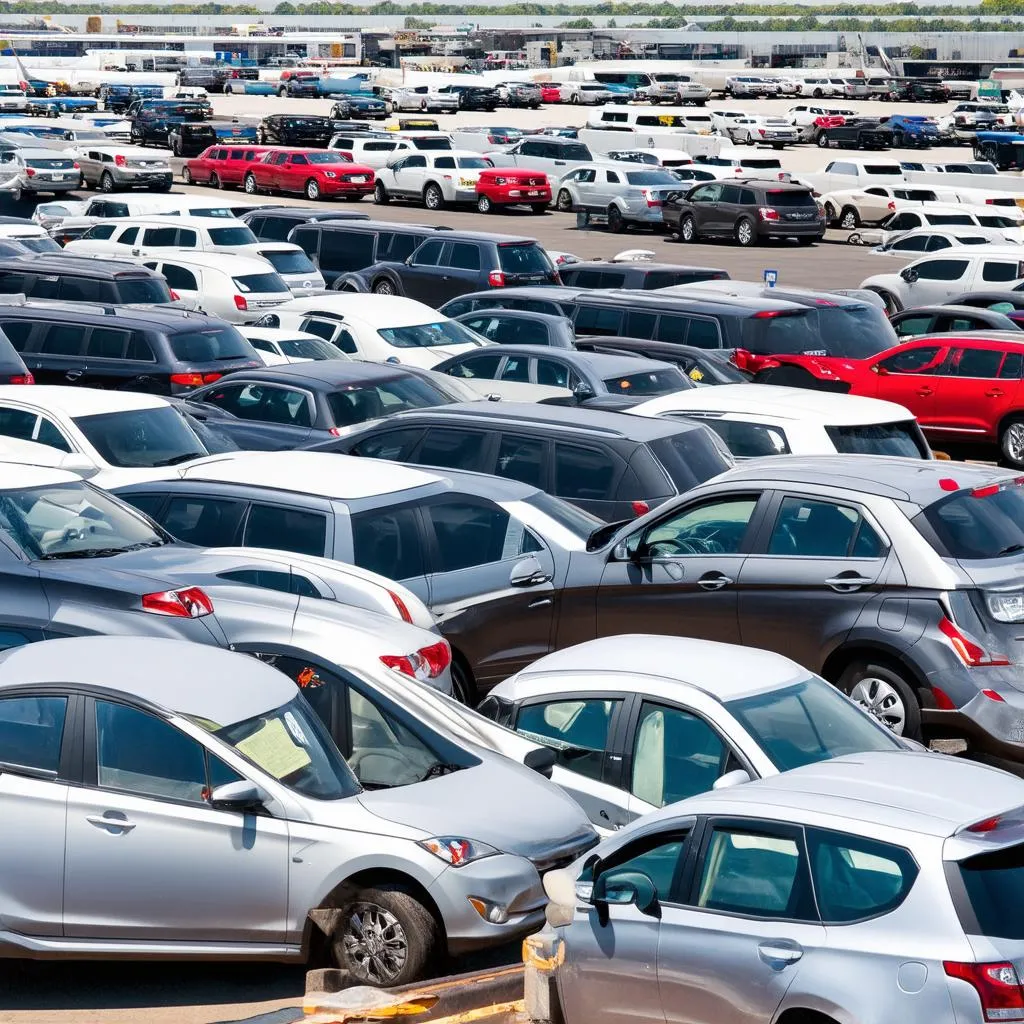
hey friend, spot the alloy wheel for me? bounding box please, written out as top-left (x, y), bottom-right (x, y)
top-left (342, 905), bottom-right (409, 986)
top-left (848, 677), bottom-right (907, 734)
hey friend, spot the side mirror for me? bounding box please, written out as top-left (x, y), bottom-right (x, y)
top-left (524, 745), bottom-right (555, 778)
top-left (510, 554), bottom-right (551, 588)
top-left (873, 363), bottom-right (890, 377)
top-left (713, 768), bottom-right (752, 790)
top-left (58, 453), bottom-right (99, 478)
top-left (900, 266), bottom-right (919, 283)
top-left (573, 381), bottom-right (596, 403)
top-left (593, 870), bottom-right (660, 918)
top-left (209, 780), bottom-right (265, 813)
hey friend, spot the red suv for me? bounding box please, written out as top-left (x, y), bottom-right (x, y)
top-left (475, 168), bottom-right (551, 214)
top-left (808, 330), bottom-right (1024, 464)
top-left (183, 145), bottom-right (271, 189)
top-left (243, 148), bottom-right (375, 202)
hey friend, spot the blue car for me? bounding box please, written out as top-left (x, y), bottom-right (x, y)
top-left (882, 114), bottom-right (940, 148)
top-left (974, 130), bottom-right (1024, 171)
top-left (213, 121), bottom-right (258, 143)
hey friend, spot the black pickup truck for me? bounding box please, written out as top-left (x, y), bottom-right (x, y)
top-left (814, 117), bottom-right (893, 150)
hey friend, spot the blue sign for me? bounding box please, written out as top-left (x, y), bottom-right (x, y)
top-left (763, 268), bottom-right (779, 288)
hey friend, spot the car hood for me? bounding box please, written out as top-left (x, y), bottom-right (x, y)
top-left (358, 759), bottom-right (596, 859)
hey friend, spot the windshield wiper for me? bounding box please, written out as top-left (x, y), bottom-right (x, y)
top-left (39, 539), bottom-right (167, 560)
top-left (998, 544), bottom-right (1024, 556)
top-left (421, 762), bottom-right (464, 781)
top-left (150, 452), bottom-right (204, 467)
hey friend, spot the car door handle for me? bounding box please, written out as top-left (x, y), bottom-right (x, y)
top-left (916, 386), bottom-right (934, 397)
top-left (86, 814), bottom-right (136, 833)
top-left (64, 369), bottom-right (83, 381)
top-left (825, 572), bottom-right (874, 593)
top-left (987, 388), bottom-right (1006, 398)
top-left (758, 941), bottom-right (803, 966)
top-left (697, 571), bottom-right (733, 591)
top-left (528, 596), bottom-right (553, 609)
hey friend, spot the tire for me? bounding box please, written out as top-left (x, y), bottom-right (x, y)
top-left (607, 205), bottom-right (625, 233)
top-left (423, 183), bottom-right (444, 210)
top-left (893, 131), bottom-right (905, 148)
top-left (244, 173), bottom-right (258, 195)
top-left (181, 167), bottom-right (193, 185)
top-left (99, 171), bottom-right (114, 193)
top-left (870, 288), bottom-right (902, 315)
top-left (837, 660), bottom-right (922, 741)
top-left (477, 193), bottom-right (493, 214)
top-left (331, 885), bottom-right (438, 987)
top-left (372, 277), bottom-right (397, 295)
top-left (210, 171), bottom-right (221, 190)
top-left (556, 188), bottom-right (573, 212)
top-left (999, 416), bottom-right (1024, 468)
top-left (679, 214), bottom-right (697, 243)
top-left (816, 133), bottom-right (830, 148)
top-left (374, 181), bottom-right (390, 204)
top-left (823, 201), bottom-right (837, 224)
top-left (813, 88), bottom-right (823, 98)
top-left (305, 178), bottom-right (321, 201)
top-left (797, 236), bottom-right (815, 246)
top-left (838, 206), bottom-right (860, 230)
top-left (571, 93), bottom-right (579, 105)
top-left (530, 203), bottom-right (546, 215)
top-left (735, 217), bottom-right (756, 247)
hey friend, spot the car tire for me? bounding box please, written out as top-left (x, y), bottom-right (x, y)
top-left (374, 181), bottom-right (390, 204)
top-left (477, 193), bottom-right (493, 213)
top-left (816, 133), bottom-right (830, 148)
top-left (331, 885), bottom-right (439, 988)
top-left (171, 140), bottom-right (181, 157)
top-left (530, 203), bottom-right (546, 215)
top-left (735, 217), bottom-right (756, 247)
top-left (837, 660), bottom-right (922, 740)
top-left (822, 201), bottom-right (837, 224)
top-left (182, 167), bottom-right (193, 185)
top-left (893, 131), bottom-right (905, 148)
top-left (679, 215), bottom-right (697, 243)
top-left (210, 171), bottom-right (221, 190)
top-left (423, 183), bottom-right (444, 210)
top-left (99, 171), bottom-right (114, 193)
top-left (372, 277), bottom-right (397, 295)
top-left (813, 88), bottom-right (823, 98)
top-left (999, 417), bottom-right (1024, 468)
top-left (868, 287), bottom-right (902, 314)
top-left (838, 206), bottom-right (860, 229)
top-left (305, 178), bottom-right (321, 201)
top-left (244, 173), bottom-right (258, 195)
top-left (556, 188), bottom-right (573, 212)
top-left (607, 205), bottom-right (625, 233)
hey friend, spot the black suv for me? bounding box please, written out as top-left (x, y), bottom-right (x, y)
top-left (0, 302), bottom-right (261, 395)
top-left (558, 260), bottom-right (729, 290)
top-left (167, 122), bottom-right (218, 157)
top-left (240, 207), bottom-right (370, 242)
top-left (350, 231), bottom-right (560, 304)
top-left (285, 218), bottom-right (445, 287)
top-left (177, 66), bottom-right (257, 93)
top-left (663, 179), bottom-right (825, 247)
top-left (256, 115), bottom-right (339, 147)
top-left (306, 402), bottom-right (732, 521)
top-left (439, 85), bottom-right (498, 111)
top-left (129, 101), bottom-right (210, 147)
top-left (0, 255), bottom-right (173, 306)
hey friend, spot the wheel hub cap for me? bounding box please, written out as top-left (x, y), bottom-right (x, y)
top-left (1006, 424), bottom-right (1024, 463)
top-left (849, 677), bottom-right (906, 734)
top-left (343, 905), bottom-right (408, 984)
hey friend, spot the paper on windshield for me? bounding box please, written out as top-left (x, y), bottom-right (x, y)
top-left (236, 717), bottom-right (311, 779)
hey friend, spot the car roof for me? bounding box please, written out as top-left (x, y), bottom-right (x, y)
top-left (445, 286), bottom-right (585, 305)
top-left (565, 260), bottom-right (728, 276)
top-left (275, 294), bottom-right (447, 327)
top-left (0, 254), bottom-right (158, 278)
top-left (445, 345), bottom-right (676, 375)
top-left (456, 307), bottom-right (569, 325)
top-left (176, 450), bottom-right (442, 500)
top-left (0, 460), bottom-right (82, 489)
top-left (663, 282), bottom-right (866, 307)
top-left (632, 384), bottom-right (912, 425)
top-left (149, 250), bottom-right (277, 272)
top-left (116, 216), bottom-right (253, 229)
top-left (896, 304), bottom-right (1015, 317)
top-left (579, 288), bottom-right (808, 315)
top-left (0, 636), bottom-right (293, 727)
top-left (16, 147), bottom-right (73, 158)
top-left (215, 360), bottom-right (415, 387)
top-left (0, 384), bottom-right (169, 416)
top-left (0, 299), bottom-right (217, 330)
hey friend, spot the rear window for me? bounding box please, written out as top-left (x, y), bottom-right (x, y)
top-left (650, 431), bottom-right (733, 492)
top-left (499, 243), bottom-right (552, 275)
top-left (602, 368), bottom-right (686, 396)
top-left (624, 170), bottom-right (681, 186)
top-left (260, 249), bottom-right (316, 275)
top-left (308, 152), bottom-right (347, 165)
top-left (917, 484), bottom-right (1024, 560)
top-left (741, 159), bottom-right (782, 170)
top-left (741, 304), bottom-right (897, 359)
top-left (557, 144), bottom-right (591, 161)
top-left (825, 421), bottom-right (928, 458)
top-left (115, 276), bottom-right (172, 305)
top-left (232, 273), bottom-right (289, 294)
top-left (207, 226), bottom-right (257, 246)
top-left (411, 138), bottom-right (453, 150)
top-left (26, 158), bottom-right (74, 170)
top-left (765, 190), bottom-right (816, 208)
top-left (959, 844), bottom-right (1024, 940)
top-left (169, 326), bottom-right (253, 363)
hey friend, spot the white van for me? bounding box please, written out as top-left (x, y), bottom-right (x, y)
top-left (579, 125), bottom-right (721, 160)
top-left (694, 147), bottom-right (787, 180)
top-left (65, 216), bottom-right (263, 258)
top-left (328, 132), bottom-right (454, 170)
top-left (588, 104), bottom-right (715, 134)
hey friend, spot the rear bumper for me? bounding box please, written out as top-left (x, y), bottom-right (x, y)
top-left (322, 181), bottom-right (374, 196)
top-left (923, 671), bottom-right (1024, 762)
top-left (758, 222), bottom-right (825, 238)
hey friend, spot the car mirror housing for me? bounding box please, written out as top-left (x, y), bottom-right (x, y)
top-left (509, 555), bottom-right (551, 588)
top-left (900, 266), bottom-right (919, 283)
top-left (572, 381), bottom-right (595, 402)
top-left (713, 768), bottom-right (752, 790)
top-left (593, 870), bottom-right (661, 918)
top-left (209, 780), bottom-right (265, 813)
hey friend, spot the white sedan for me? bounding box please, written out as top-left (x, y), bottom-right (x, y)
top-left (240, 326), bottom-right (351, 366)
top-left (627, 383), bottom-right (932, 460)
top-left (723, 115), bottom-right (799, 148)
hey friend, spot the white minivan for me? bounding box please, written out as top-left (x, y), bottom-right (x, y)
top-left (65, 216), bottom-right (264, 257)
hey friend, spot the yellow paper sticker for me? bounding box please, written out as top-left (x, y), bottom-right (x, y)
top-left (236, 718), bottom-right (311, 780)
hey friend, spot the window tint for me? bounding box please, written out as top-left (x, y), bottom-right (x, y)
top-left (516, 698), bottom-right (619, 782)
top-left (877, 345), bottom-right (944, 375)
top-left (574, 306), bottom-right (624, 337)
top-left (913, 259), bottom-right (969, 281)
top-left (642, 498), bottom-right (757, 556)
top-left (631, 702), bottom-right (728, 807)
top-left (0, 695), bottom-right (67, 774)
top-left (554, 444), bottom-right (617, 501)
top-left (351, 427), bottom-right (424, 461)
top-left (960, 844), bottom-right (1024, 940)
top-left (824, 422), bottom-right (927, 459)
top-left (0, 320), bottom-right (32, 352)
top-left (499, 355), bottom-right (531, 383)
top-left (40, 324), bottom-right (85, 356)
top-left (594, 833), bottom-right (687, 904)
top-left (0, 407), bottom-right (37, 441)
top-left (95, 700), bottom-right (208, 804)
top-left (949, 347), bottom-right (1003, 378)
top-left (447, 243), bottom-right (481, 271)
top-left (321, 230), bottom-right (375, 273)
top-left (982, 260), bottom-right (1024, 283)
top-left (162, 264), bottom-right (199, 291)
top-left (350, 506), bottom-right (424, 580)
top-left (204, 383), bottom-right (312, 427)
top-left (768, 496), bottom-right (882, 558)
top-left (696, 417), bottom-right (790, 458)
top-left (536, 358), bottom-right (573, 388)
top-left (1002, 351), bottom-right (1024, 380)
top-left (496, 434), bottom-right (545, 488)
top-left (35, 417), bottom-right (71, 452)
top-left (411, 239), bottom-right (444, 267)
top-left (143, 227), bottom-right (178, 247)
top-left (86, 328), bottom-right (130, 360)
top-left (424, 498), bottom-right (517, 572)
top-left (918, 485), bottom-right (1024, 560)
top-left (625, 310), bottom-right (657, 338)
top-left (697, 828), bottom-right (812, 919)
top-left (218, 568), bottom-right (320, 599)
top-left (499, 243), bottom-right (551, 275)
top-left (416, 428), bottom-right (487, 471)
top-left (243, 504), bottom-right (327, 557)
top-left (162, 496), bottom-right (247, 546)
top-left (380, 231), bottom-right (422, 263)
top-left (443, 353), bottom-right (503, 380)
top-left (58, 277), bottom-right (106, 303)
top-left (808, 829), bottom-right (918, 923)
top-left (655, 315), bottom-right (688, 344)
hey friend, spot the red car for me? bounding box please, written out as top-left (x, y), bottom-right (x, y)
top-left (540, 83), bottom-right (564, 104)
top-left (183, 145), bottom-right (271, 189)
top-left (475, 168), bottom-right (551, 214)
top-left (242, 148), bottom-right (375, 202)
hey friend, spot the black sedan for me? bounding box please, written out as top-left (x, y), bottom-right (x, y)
top-left (167, 122), bottom-right (218, 157)
top-left (452, 309), bottom-right (577, 349)
top-left (573, 336), bottom-right (751, 386)
top-left (130, 103), bottom-right (210, 147)
top-left (257, 115), bottom-right (339, 147)
top-left (182, 361), bottom-right (459, 450)
top-left (330, 95), bottom-right (388, 120)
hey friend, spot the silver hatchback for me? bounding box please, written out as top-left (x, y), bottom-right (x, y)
top-left (556, 163), bottom-right (686, 230)
top-left (544, 750), bottom-right (1024, 1024)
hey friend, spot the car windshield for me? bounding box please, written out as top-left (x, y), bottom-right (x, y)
top-left (765, 190), bottom-right (817, 208)
top-left (326, 376), bottom-right (452, 427)
top-left (233, 273), bottom-right (290, 294)
top-left (203, 693), bottom-right (359, 801)
top-left (17, 237), bottom-right (60, 253)
top-left (116, 276), bottom-right (173, 304)
top-left (602, 368), bottom-right (687, 395)
top-left (524, 490), bottom-right (602, 539)
top-left (208, 226), bottom-right (258, 246)
top-left (378, 319), bottom-right (486, 349)
top-left (0, 480), bottom-right (168, 560)
top-left (307, 152), bottom-right (346, 165)
top-left (279, 337), bottom-right (342, 360)
top-left (917, 483), bottom-right (1024, 559)
top-left (825, 421), bottom-right (929, 458)
top-left (727, 676), bottom-right (903, 771)
top-left (260, 249), bottom-right (317, 274)
top-left (625, 170), bottom-right (681, 186)
top-left (170, 325), bottom-right (254, 362)
top-left (74, 405), bottom-right (208, 469)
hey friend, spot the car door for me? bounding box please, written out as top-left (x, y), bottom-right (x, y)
top-left (559, 825), bottom-right (693, 1024)
top-left (902, 256), bottom-right (972, 304)
top-left (62, 696), bottom-right (290, 941)
top-left (398, 238), bottom-right (450, 304)
top-left (869, 341), bottom-right (949, 429)
top-left (688, 182), bottom-right (724, 234)
top-left (658, 818), bottom-right (827, 1024)
top-left (0, 690), bottom-right (73, 938)
top-left (928, 341), bottom-right (1018, 437)
top-left (570, 168), bottom-right (597, 210)
top-left (737, 492), bottom-right (896, 676)
top-left (595, 492), bottom-right (769, 645)
top-left (392, 154), bottom-right (427, 197)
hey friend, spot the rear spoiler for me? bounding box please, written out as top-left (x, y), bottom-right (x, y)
top-left (945, 805), bottom-right (1024, 862)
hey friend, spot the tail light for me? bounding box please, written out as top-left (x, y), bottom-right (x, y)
top-left (758, 207), bottom-right (780, 221)
top-left (494, 176), bottom-right (507, 185)
top-left (115, 154), bottom-right (126, 166)
top-left (944, 961), bottom-right (1024, 1022)
top-left (487, 270), bottom-right (506, 287)
top-left (168, 289), bottom-right (180, 301)
top-left (170, 372), bottom-right (220, 387)
top-left (72, 161), bottom-right (79, 169)
top-left (938, 617), bottom-right (1010, 667)
top-left (141, 587), bottom-right (213, 618)
top-left (6, 373), bottom-right (33, 385)
top-left (388, 590), bottom-right (413, 623)
top-left (731, 348), bottom-right (780, 374)
top-left (24, 168), bottom-right (34, 177)
top-left (888, 200), bottom-right (896, 211)
top-left (642, 189), bottom-right (662, 208)
top-left (381, 639), bottom-right (452, 682)
top-left (233, 294), bottom-right (248, 311)
top-left (631, 500), bottom-right (650, 516)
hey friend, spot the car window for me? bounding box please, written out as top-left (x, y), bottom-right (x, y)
top-left (499, 355), bottom-right (531, 383)
top-left (0, 695), bottom-right (67, 774)
top-left (893, 314), bottom-right (933, 336)
top-left (516, 698), bottom-right (620, 782)
top-left (574, 306), bottom-right (625, 337)
top-left (243, 504), bottom-right (327, 557)
top-left (592, 832), bottom-right (688, 904)
top-left (444, 353), bottom-right (503, 380)
top-left (350, 427), bottom-right (424, 461)
top-left (768, 496), bottom-right (882, 557)
top-left (142, 226), bottom-right (178, 247)
top-left (891, 235), bottom-right (929, 253)
top-left (947, 347), bottom-right (1003, 378)
top-left (350, 506), bottom-right (424, 580)
top-left (85, 327), bottom-right (131, 360)
top-left (913, 259), bottom-right (969, 281)
top-left (807, 829), bottom-right (918, 923)
top-left (696, 827), bottom-right (814, 919)
top-left (161, 496), bottom-right (247, 546)
top-left (1001, 351), bottom-right (1024, 380)
top-left (446, 243), bottom-right (481, 272)
top-left (35, 417), bottom-right (71, 452)
top-left (554, 444), bottom-right (617, 501)
top-left (640, 497), bottom-right (758, 557)
top-left (416, 428), bottom-right (487, 471)
top-left (59, 277), bottom-right (107, 303)
top-left (423, 498), bottom-right (532, 572)
top-left (693, 417), bottom-right (790, 458)
top-left (162, 264), bottom-right (198, 291)
top-left (411, 238), bottom-right (444, 267)
top-left (536, 358), bottom-right (574, 388)
top-left (496, 434), bottom-right (545, 488)
top-left (40, 324), bottom-right (86, 356)
top-left (877, 344), bottom-right (944, 375)
top-left (631, 701), bottom-right (728, 807)
top-left (0, 407), bottom-right (38, 441)
top-left (203, 383), bottom-right (312, 427)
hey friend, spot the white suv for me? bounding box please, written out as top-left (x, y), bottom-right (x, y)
top-left (374, 150), bottom-right (494, 210)
top-left (66, 216), bottom-right (263, 257)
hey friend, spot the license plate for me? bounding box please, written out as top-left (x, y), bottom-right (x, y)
top-left (349, 175), bottom-right (367, 183)
top-left (528, 190), bottom-right (541, 196)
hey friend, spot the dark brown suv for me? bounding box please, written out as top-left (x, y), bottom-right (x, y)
top-left (663, 178), bottom-right (826, 247)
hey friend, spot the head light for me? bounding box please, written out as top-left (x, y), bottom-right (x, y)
top-left (419, 836), bottom-right (498, 867)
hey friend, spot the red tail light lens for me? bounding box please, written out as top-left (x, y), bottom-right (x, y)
top-left (939, 617), bottom-right (1010, 667)
top-left (6, 373), bottom-right (33, 385)
top-left (631, 500), bottom-right (650, 516)
top-left (170, 373), bottom-right (203, 387)
top-left (72, 161), bottom-right (79, 170)
top-left (168, 289), bottom-right (180, 301)
top-left (141, 587), bottom-right (213, 618)
top-left (24, 168), bottom-right (34, 177)
top-left (944, 961), bottom-right (1024, 1022)
top-left (114, 154), bottom-right (126, 167)
top-left (487, 270), bottom-right (506, 287)
top-left (202, 372), bottom-right (221, 384)
top-left (758, 207), bottom-right (780, 221)
top-left (233, 294), bottom-right (248, 311)
top-left (642, 189), bottom-right (662, 208)
top-left (381, 640), bottom-right (452, 682)
top-left (388, 590), bottom-right (412, 623)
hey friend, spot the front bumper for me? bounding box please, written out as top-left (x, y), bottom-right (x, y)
top-left (120, 172), bottom-right (173, 188)
top-left (487, 188), bottom-right (552, 205)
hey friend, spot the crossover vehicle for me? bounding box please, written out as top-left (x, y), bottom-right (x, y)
top-left (490, 138), bottom-right (594, 178)
top-left (814, 116), bottom-right (893, 150)
top-left (183, 145), bottom-right (271, 188)
top-left (0, 254), bottom-right (172, 306)
top-left (819, 184), bottom-right (945, 229)
top-left (722, 116), bottom-right (799, 148)
top-left (166, 121), bottom-right (217, 157)
top-left (374, 150), bottom-right (494, 210)
top-left (436, 85), bottom-right (499, 111)
top-left (66, 217), bottom-right (263, 258)
top-left (241, 207), bottom-right (370, 243)
top-left (554, 164), bottom-right (686, 233)
top-left (889, 304), bottom-right (1021, 338)
top-left (496, 82), bottom-right (542, 108)
top-left (564, 83), bottom-right (615, 105)
top-left (452, 309), bottom-right (576, 349)
top-left (244, 149), bottom-right (375, 203)
top-left (256, 115), bottom-right (340, 147)
top-left (474, 168), bottom-right (550, 214)
top-left (0, 148), bottom-right (79, 199)
top-left (308, 402), bottom-right (731, 521)
top-left (72, 144), bottom-right (172, 192)
top-left (882, 113), bottom-right (941, 148)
